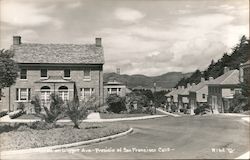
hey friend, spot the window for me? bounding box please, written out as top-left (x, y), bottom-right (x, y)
top-left (80, 88), bottom-right (94, 101)
top-left (40, 86), bottom-right (50, 107)
top-left (16, 88), bottom-right (31, 101)
top-left (202, 94), bottom-right (206, 99)
top-left (64, 69), bottom-right (70, 78)
top-left (58, 86), bottom-right (69, 101)
top-left (41, 69), bottom-right (48, 78)
top-left (83, 69), bottom-right (91, 80)
top-left (20, 69), bottom-right (27, 79)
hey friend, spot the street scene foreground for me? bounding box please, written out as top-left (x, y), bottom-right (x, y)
top-left (1, 115), bottom-right (249, 159)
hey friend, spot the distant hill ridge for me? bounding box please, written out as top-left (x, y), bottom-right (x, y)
top-left (104, 72), bottom-right (192, 89)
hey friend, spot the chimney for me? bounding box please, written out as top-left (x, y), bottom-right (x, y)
top-left (209, 77), bottom-right (214, 81)
top-left (224, 67), bottom-right (230, 74)
top-left (201, 77), bottom-right (205, 82)
top-left (95, 38), bottom-right (102, 47)
top-left (13, 36), bottom-right (21, 45)
top-left (187, 83), bottom-right (191, 88)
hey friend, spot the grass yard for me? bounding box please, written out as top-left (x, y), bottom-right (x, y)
top-left (0, 122), bottom-right (129, 151)
top-left (100, 113), bottom-right (150, 119)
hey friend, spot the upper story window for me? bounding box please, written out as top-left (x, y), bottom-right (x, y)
top-left (20, 69), bottom-right (27, 79)
top-left (202, 94), bottom-right (206, 99)
top-left (64, 69), bottom-right (70, 78)
top-left (41, 69), bottom-right (48, 78)
top-left (83, 68), bottom-right (91, 80)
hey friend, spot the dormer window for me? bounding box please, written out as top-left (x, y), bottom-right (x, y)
top-left (20, 69), bottom-right (27, 79)
top-left (83, 68), bottom-right (91, 80)
top-left (41, 69), bottom-right (47, 78)
top-left (64, 69), bottom-right (71, 78)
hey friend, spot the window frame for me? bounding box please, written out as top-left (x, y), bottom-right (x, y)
top-left (64, 69), bottom-right (71, 79)
top-left (20, 69), bottom-right (27, 80)
top-left (83, 68), bottom-right (91, 81)
top-left (40, 69), bottom-right (48, 79)
top-left (16, 88), bottom-right (31, 102)
top-left (80, 88), bottom-right (94, 101)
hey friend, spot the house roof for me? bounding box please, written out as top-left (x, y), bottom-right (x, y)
top-left (208, 69), bottom-right (240, 85)
top-left (11, 43), bottom-right (104, 64)
top-left (189, 81), bottom-right (208, 92)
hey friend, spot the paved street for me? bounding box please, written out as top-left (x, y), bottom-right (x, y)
top-left (1, 115), bottom-right (249, 159)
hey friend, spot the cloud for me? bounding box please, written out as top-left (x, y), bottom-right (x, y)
top-left (65, 1), bottom-right (82, 9)
top-left (114, 8), bottom-right (145, 22)
top-left (0, 0), bottom-right (62, 27)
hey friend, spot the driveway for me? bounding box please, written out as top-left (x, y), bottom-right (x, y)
top-left (1, 115), bottom-right (249, 159)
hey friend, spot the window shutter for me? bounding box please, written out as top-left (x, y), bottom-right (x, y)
top-left (28, 88), bottom-right (31, 100)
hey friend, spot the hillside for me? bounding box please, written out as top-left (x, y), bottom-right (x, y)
top-left (104, 72), bottom-right (192, 89)
top-left (175, 35), bottom-right (250, 87)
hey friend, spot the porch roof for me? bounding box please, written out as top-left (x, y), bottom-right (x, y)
top-left (35, 76), bottom-right (74, 83)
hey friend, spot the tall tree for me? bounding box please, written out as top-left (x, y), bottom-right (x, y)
top-left (0, 49), bottom-right (18, 89)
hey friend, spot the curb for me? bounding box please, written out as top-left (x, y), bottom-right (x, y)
top-left (156, 108), bottom-right (181, 117)
top-left (0, 128), bottom-right (133, 156)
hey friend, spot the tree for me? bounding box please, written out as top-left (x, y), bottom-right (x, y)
top-left (66, 84), bottom-right (94, 129)
top-left (0, 49), bottom-right (18, 90)
top-left (31, 93), bottom-right (65, 124)
top-left (153, 90), bottom-right (167, 108)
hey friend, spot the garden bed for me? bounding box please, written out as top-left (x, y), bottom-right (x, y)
top-left (15, 114), bottom-right (41, 120)
top-left (100, 113), bottom-right (150, 119)
top-left (0, 122), bottom-right (129, 151)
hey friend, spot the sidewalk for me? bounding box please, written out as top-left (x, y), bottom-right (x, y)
top-left (0, 113), bottom-right (167, 123)
top-left (156, 108), bottom-right (181, 117)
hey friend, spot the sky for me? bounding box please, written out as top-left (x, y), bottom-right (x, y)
top-left (0, 0), bottom-right (249, 76)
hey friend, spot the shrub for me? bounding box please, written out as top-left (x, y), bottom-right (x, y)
top-left (17, 102), bottom-right (25, 111)
top-left (170, 104), bottom-right (178, 112)
top-left (194, 104), bottom-right (210, 115)
top-left (29, 121), bottom-right (62, 130)
top-left (8, 110), bottom-right (24, 119)
top-left (31, 95), bottom-right (42, 114)
top-left (0, 110), bottom-right (8, 117)
top-left (66, 96), bottom-right (95, 129)
top-left (31, 93), bottom-right (65, 124)
top-left (107, 94), bottom-right (126, 113)
top-left (229, 94), bottom-right (248, 113)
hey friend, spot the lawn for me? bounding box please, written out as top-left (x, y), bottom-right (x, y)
top-left (0, 122), bottom-right (129, 151)
top-left (100, 113), bottom-right (150, 119)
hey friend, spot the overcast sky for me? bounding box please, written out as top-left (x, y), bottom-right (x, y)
top-left (0, 0), bottom-right (249, 76)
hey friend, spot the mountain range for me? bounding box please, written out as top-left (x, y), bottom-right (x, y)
top-left (104, 72), bottom-right (192, 90)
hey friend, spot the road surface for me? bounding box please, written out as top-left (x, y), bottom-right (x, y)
top-left (1, 115), bottom-right (249, 159)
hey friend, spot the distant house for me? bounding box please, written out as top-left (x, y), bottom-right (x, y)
top-left (240, 60), bottom-right (250, 105)
top-left (177, 83), bottom-right (196, 114)
top-left (207, 68), bottom-right (241, 114)
top-left (103, 80), bottom-right (130, 102)
top-left (189, 77), bottom-right (214, 114)
top-left (0, 36), bottom-right (104, 112)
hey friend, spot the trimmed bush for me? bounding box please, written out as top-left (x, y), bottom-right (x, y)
top-left (194, 104), bottom-right (210, 115)
top-left (0, 110), bottom-right (8, 117)
top-left (107, 94), bottom-right (126, 113)
top-left (8, 110), bottom-right (24, 119)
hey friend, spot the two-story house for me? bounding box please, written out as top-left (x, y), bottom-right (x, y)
top-left (189, 77), bottom-right (214, 114)
top-left (207, 68), bottom-right (240, 114)
top-left (0, 36), bottom-right (104, 112)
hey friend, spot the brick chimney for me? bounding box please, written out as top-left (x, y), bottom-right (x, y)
top-left (224, 67), bottom-right (230, 74)
top-left (95, 38), bottom-right (102, 47)
top-left (13, 36), bottom-right (21, 45)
